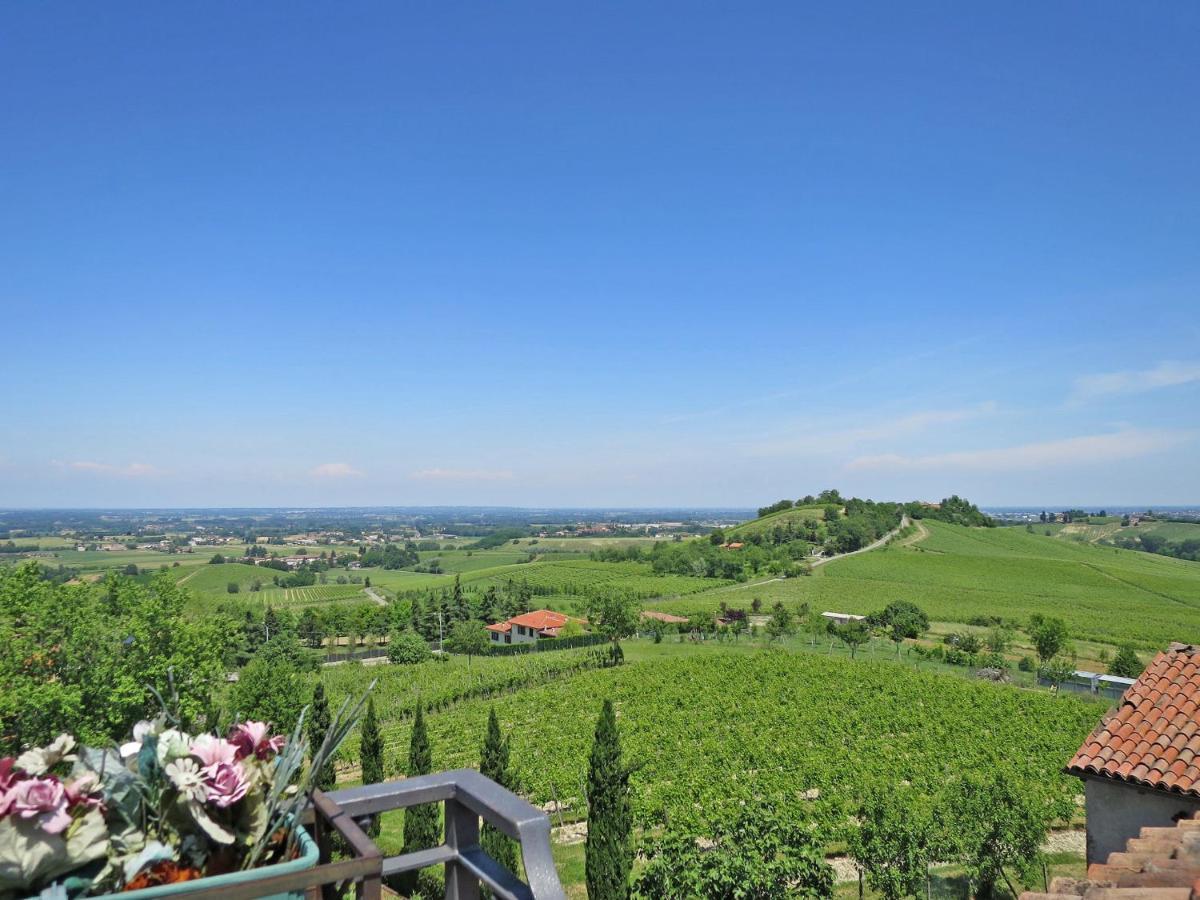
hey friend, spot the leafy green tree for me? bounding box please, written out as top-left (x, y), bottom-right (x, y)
top-left (1031, 617), bottom-right (1068, 662)
top-left (942, 773), bottom-right (1069, 898)
top-left (298, 608), bottom-right (325, 649)
top-left (1109, 644), bottom-right (1143, 678)
top-left (870, 601), bottom-right (929, 638)
top-left (0, 564), bottom-right (226, 753)
top-left (586, 594), bottom-right (640, 649)
top-left (233, 638), bottom-right (305, 732)
top-left (446, 619), bottom-right (490, 672)
top-left (400, 703), bottom-right (440, 897)
top-left (835, 619), bottom-right (871, 658)
top-left (1038, 657), bottom-right (1076, 694)
top-left (587, 699), bottom-right (633, 900)
top-left (560, 619), bottom-right (585, 639)
top-left (307, 682), bottom-right (337, 792)
top-left (850, 790), bottom-right (939, 900)
top-left (766, 601), bottom-right (796, 642)
top-left (479, 709), bottom-right (518, 884)
top-left (388, 627), bottom-right (431, 664)
top-left (635, 804), bottom-right (832, 899)
top-left (986, 626), bottom-right (1014, 655)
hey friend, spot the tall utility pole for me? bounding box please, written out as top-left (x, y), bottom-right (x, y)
top-left (437, 608), bottom-right (444, 654)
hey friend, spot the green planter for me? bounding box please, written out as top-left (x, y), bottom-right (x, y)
top-left (103, 826), bottom-right (319, 900)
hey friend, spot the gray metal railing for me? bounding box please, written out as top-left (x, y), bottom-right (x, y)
top-left (324, 768), bottom-right (567, 900)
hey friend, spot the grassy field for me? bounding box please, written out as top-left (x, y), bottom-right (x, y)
top-left (650, 520), bottom-right (1200, 649)
top-left (415, 547), bottom-right (531, 572)
top-left (177, 561), bottom-right (273, 594)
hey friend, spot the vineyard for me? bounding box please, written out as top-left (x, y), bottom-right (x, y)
top-left (355, 648), bottom-right (1105, 839)
top-left (469, 558), bottom-right (730, 604)
top-left (254, 583), bottom-right (368, 607)
top-left (650, 520), bottom-right (1200, 649)
top-left (315, 645), bottom-right (609, 767)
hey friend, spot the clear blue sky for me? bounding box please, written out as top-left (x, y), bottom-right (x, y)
top-left (2, 3), bottom-right (1198, 508)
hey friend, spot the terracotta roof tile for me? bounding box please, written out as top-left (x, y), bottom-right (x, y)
top-left (1068, 647), bottom-right (1200, 798)
top-left (507, 609), bottom-right (583, 631)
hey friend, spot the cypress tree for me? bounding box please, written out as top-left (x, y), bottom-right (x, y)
top-left (480, 709), bottom-right (518, 879)
top-left (358, 697), bottom-right (384, 837)
top-left (451, 574), bottom-right (472, 623)
top-left (586, 699), bottom-right (632, 900)
top-left (307, 682), bottom-right (336, 792)
top-left (410, 594), bottom-right (424, 636)
top-left (401, 703), bottom-right (440, 897)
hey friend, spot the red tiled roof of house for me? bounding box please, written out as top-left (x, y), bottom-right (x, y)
top-left (485, 622), bottom-right (512, 633)
top-left (508, 610), bottom-right (577, 631)
top-left (1067, 644), bottom-right (1200, 798)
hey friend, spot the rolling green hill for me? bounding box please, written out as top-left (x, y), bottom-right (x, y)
top-left (725, 504), bottom-right (827, 538)
top-left (651, 520), bottom-right (1200, 649)
top-left (1052, 519), bottom-right (1200, 561)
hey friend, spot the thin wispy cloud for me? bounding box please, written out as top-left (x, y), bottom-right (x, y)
top-left (746, 402), bottom-right (999, 457)
top-left (59, 460), bottom-right (160, 477)
top-left (1071, 360), bottom-right (1200, 403)
top-left (410, 467), bottom-right (514, 482)
top-left (846, 428), bottom-right (1189, 472)
top-left (309, 462), bottom-right (364, 478)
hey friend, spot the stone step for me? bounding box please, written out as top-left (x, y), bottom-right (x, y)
top-left (1144, 859), bottom-right (1200, 872)
top-left (1127, 837), bottom-right (1185, 854)
top-left (1113, 871), bottom-right (1200, 888)
top-left (1141, 827), bottom-right (1188, 840)
top-left (1107, 852), bottom-right (1165, 868)
top-left (1089, 864), bottom-right (1137, 881)
top-left (1049, 876), bottom-right (1091, 895)
top-left (1081, 888), bottom-right (1191, 900)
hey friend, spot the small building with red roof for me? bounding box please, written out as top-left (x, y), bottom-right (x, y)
top-left (1067, 643), bottom-right (1200, 864)
top-left (486, 609), bottom-right (587, 646)
top-left (640, 611), bottom-right (689, 625)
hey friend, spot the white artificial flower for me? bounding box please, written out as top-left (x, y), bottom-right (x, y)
top-left (164, 758), bottom-right (207, 803)
top-left (16, 733), bottom-right (77, 775)
top-left (119, 720), bottom-right (157, 760)
top-left (155, 729), bottom-right (190, 765)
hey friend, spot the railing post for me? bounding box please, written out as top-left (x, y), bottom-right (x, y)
top-left (443, 797), bottom-right (481, 900)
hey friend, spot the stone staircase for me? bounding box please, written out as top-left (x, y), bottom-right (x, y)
top-left (1022, 816), bottom-right (1200, 900)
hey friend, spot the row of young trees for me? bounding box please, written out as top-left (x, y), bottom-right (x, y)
top-left (850, 777), bottom-right (1072, 899)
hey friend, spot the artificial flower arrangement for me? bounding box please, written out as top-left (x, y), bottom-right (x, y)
top-left (0, 689), bottom-right (369, 899)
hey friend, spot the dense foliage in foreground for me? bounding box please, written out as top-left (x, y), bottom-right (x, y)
top-left (376, 648), bottom-right (1105, 840)
top-left (0, 564), bottom-right (226, 754)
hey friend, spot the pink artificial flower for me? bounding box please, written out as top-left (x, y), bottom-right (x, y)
top-left (229, 722), bottom-right (285, 760)
top-left (3, 776), bottom-right (72, 834)
top-left (201, 761), bottom-right (249, 809)
top-left (189, 735), bottom-right (238, 768)
top-left (64, 773), bottom-right (102, 812)
top-left (0, 758), bottom-right (18, 795)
